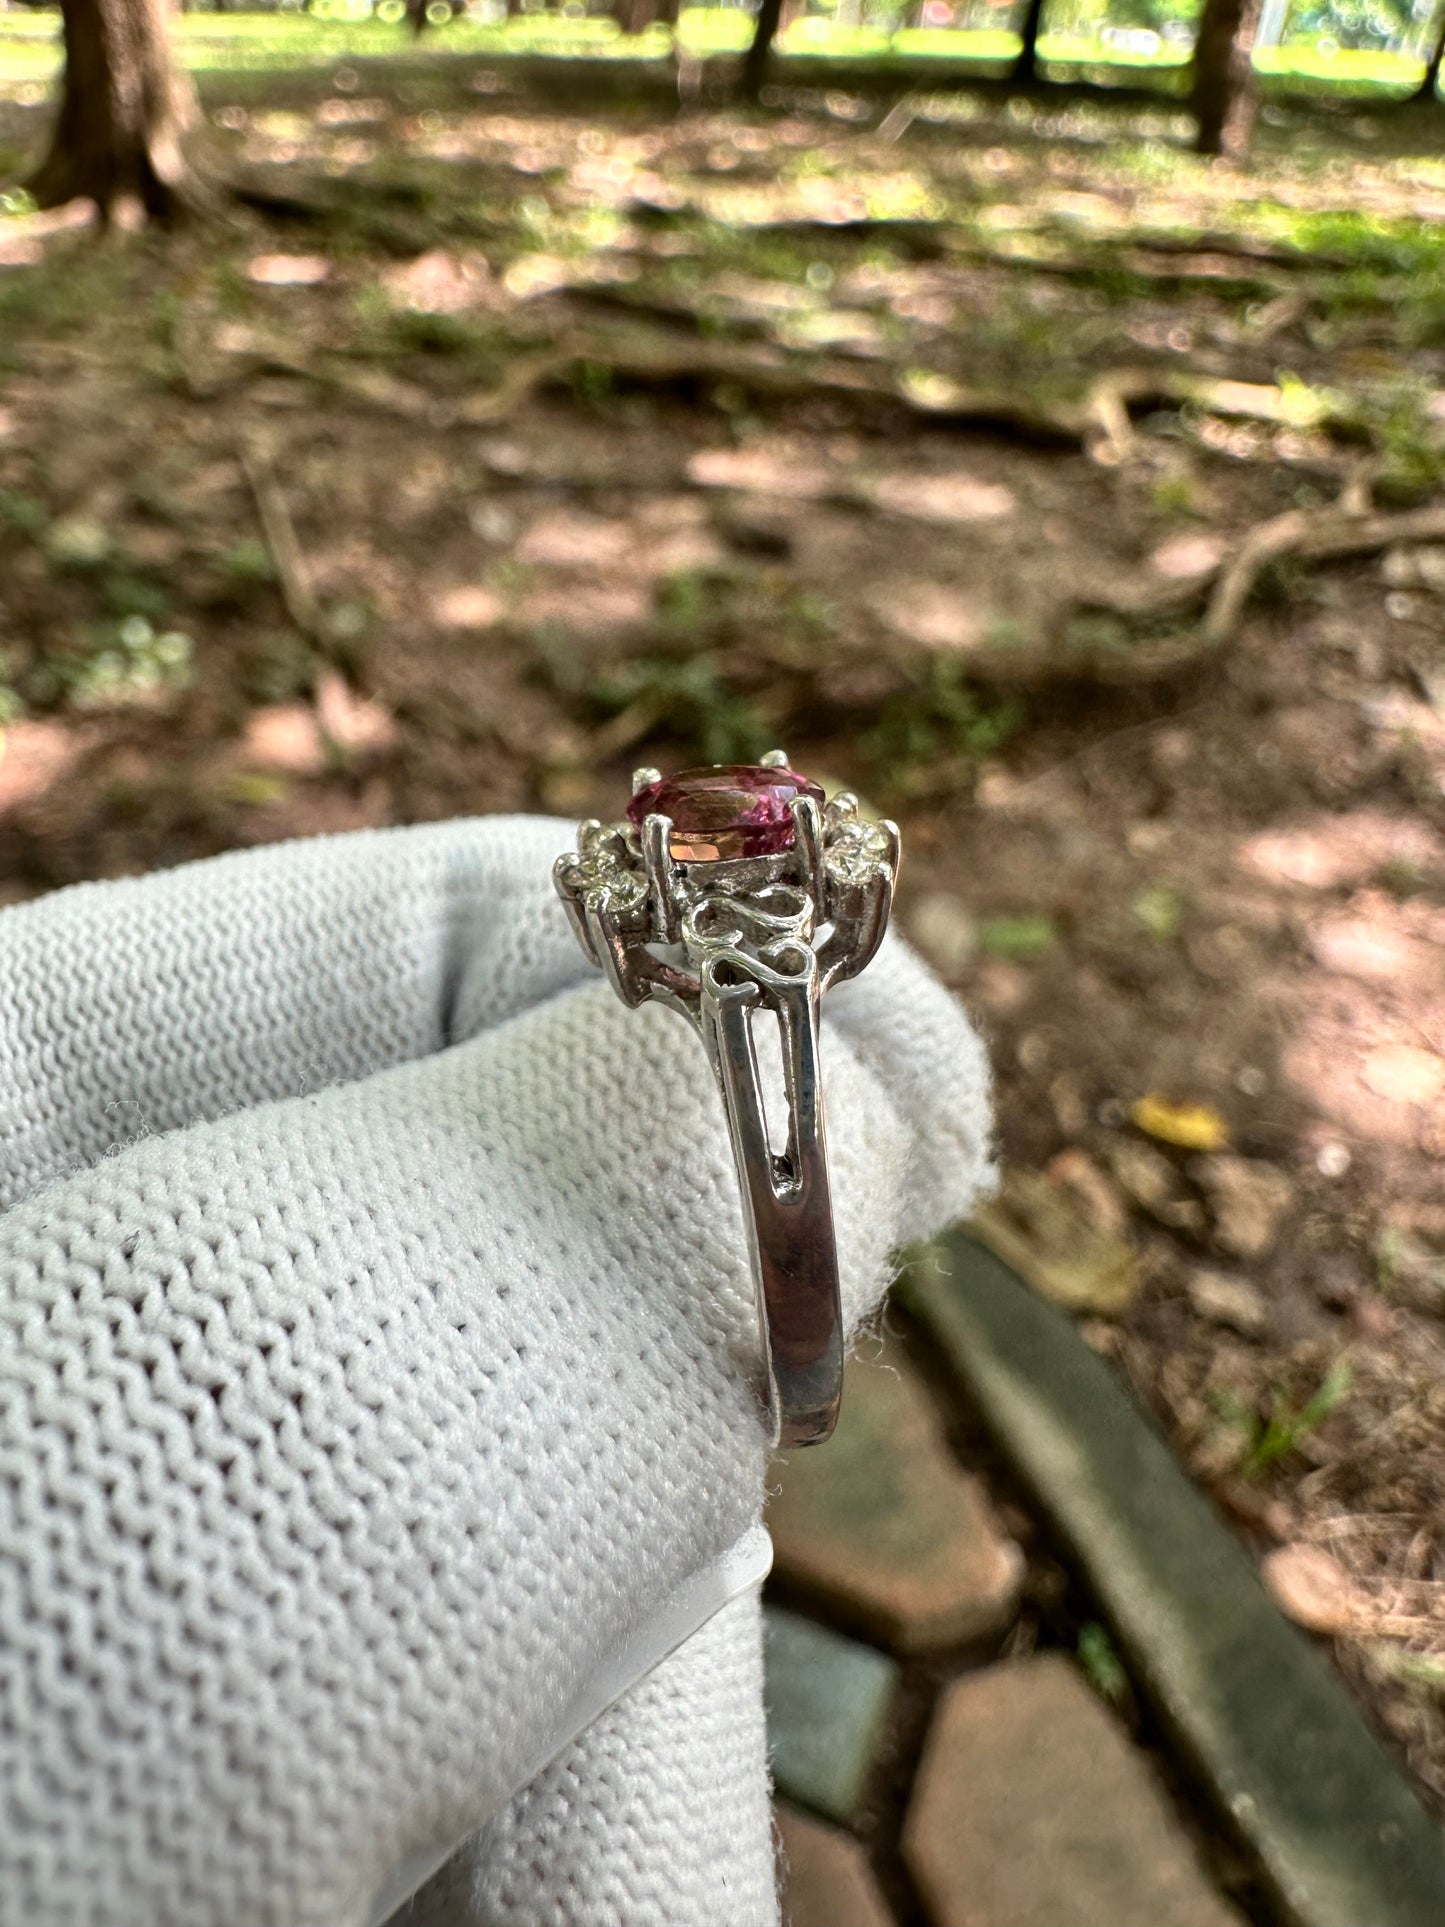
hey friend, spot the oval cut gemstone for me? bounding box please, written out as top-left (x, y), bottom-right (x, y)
top-left (627, 763), bottom-right (824, 862)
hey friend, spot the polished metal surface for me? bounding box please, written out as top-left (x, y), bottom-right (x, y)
top-left (554, 758), bottom-right (898, 1447)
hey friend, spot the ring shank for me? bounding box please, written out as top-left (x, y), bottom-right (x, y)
top-left (703, 961), bottom-right (844, 1448)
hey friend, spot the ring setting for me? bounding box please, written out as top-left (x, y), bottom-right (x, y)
top-left (554, 755), bottom-right (899, 1447)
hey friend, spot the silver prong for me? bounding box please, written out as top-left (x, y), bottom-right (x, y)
top-left (643, 812), bottom-right (681, 942)
top-left (585, 899), bottom-right (643, 1007)
top-left (577, 817), bottom-right (605, 855)
top-left (790, 794), bottom-right (825, 905)
top-left (825, 791), bottom-right (858, 826)
top-left (881, 818), bottom-right (901, 881)
top-left (632, 766), bottom-right (662, 796)
top-left (760, 748), bottom-right (790, 769)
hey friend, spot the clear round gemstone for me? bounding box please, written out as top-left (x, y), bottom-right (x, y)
top-left (825, 820), bottom-right (891, 886)
top-left (576, 849), bottom-right (647, 910)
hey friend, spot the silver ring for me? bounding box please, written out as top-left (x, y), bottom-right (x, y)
top-left (554, 754), bottom-right (898, 1448)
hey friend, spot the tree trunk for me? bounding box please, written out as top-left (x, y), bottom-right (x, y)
top-left (1411, 13), bottom-right (1445, 102)
top-left (1013, 0), bottom-right (1049, 83)
top-left (742, 0), bottom-right (785, 101)
top-left (29, 0), bottom-right (204, 220)
top-left (1191, 0), bottom-right (1261, 158)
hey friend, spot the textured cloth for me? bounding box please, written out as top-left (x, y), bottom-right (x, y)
top-left (401, 1592), bottom-right (776, 1927)
top-left (0, 816), bottom-right (994, 1927)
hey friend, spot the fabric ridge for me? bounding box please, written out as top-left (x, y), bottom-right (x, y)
top-left (0, 816), bottom-right (995, 1927)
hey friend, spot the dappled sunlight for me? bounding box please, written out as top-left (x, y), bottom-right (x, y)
top-left (0, 717), bottom-right (82, 816)
top-left (1238, 812), bottom-right (1445, 891)
top-left (1231, 820), bottom-right (1445, 1155)
top-left (1, 11), bottom-right (1445, 1823)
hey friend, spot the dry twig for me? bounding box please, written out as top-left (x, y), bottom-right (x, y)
top-left (239, 438), bottom-right (325, 644)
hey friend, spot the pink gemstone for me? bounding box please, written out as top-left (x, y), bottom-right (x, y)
top-left (627, 763), bottom-right (824, 861)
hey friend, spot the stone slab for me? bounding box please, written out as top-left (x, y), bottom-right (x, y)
top-left (904, 1654), bottom-right (1244, 1927)
top-left (901, 1231), bottom-right (1445, 1927)
top-left (776, 1804), bottom-right (895, 1927)
top-left (767, 1347), bottom-right (1023, 1652)
top-left (763, 1605), bottom-right (899, 1826)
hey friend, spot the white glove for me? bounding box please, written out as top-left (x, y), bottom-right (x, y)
top-left (0, 815), bottom-right (993, 1927)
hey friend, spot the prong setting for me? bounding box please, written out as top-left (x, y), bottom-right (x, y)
top-left (642, 812), bottom-right (681, 943)
top-left (553, 759), bottom-right (898, 1450)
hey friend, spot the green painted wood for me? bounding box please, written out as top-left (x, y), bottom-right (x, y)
top-left (901, 1230), bottom-right (1445, 1927)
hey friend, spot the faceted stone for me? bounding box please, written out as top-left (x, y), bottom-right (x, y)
top-left (776, 1806), bottom-right (896, 1927)
top-left (904, 1656), bottom-right (1246, 1927)
top-left (763, 1605), bottom-right (898, 1825)
top-left (768, 1347), bottom-right (1022, 1652)
top-left (627, 763), bottom-right (823, 861)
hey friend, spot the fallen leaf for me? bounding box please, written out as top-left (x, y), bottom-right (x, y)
top-left (314, 669), bottom-right (395, 758)
top-left (973, 1169), bottom-right (1138, 1314)
top-left (1130, 1093), bottom-right (1229, 1152)
top-left (1187, 1268), bottom-right (1268, 1336)
top-left (1046, 1147), bottom-right (1130, 1237)
top-left (1194, 1154), bottom-right (1294, 1259)
top-left (1132, 884), bottom-right (1183, 940)
top-left (1262, 1544), bottom-right (1361, 1635)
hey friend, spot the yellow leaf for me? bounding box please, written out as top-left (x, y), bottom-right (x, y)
top-left (1129, 1094), bottom-right (1229, 1152)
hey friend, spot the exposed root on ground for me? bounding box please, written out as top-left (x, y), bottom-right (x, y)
top-left (239, 439), bottom-right (326, 644)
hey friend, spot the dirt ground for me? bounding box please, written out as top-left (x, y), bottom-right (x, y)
top-left (2, 58), bottom-right (1443, 1810)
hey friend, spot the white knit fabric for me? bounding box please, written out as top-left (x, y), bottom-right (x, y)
top-left (0, 816), bottom-right (994, 1927)
top-left (400, 1592), bottom-right (776, 1927)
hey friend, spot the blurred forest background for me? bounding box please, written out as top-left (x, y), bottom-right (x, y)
top-left (1, 0), bottom-right (1443, 1851)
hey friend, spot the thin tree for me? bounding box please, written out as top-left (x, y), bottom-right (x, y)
top-left (28, 0), bottom-right (206, 220)
top-left (742, 0), bottom-right (786, 100)
top-left (1190, 0), bottom-right (1263, 157)
top-left (1012, 0), bottom-right (1049, 83)
top-left (1411, 7), bottom-right (1445, 101)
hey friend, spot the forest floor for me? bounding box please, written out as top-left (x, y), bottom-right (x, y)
top-left (1, 55), bottom-right (1444, 1819)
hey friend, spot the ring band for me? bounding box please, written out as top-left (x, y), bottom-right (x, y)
top-left (554, 755), bottom-right (898, 1447)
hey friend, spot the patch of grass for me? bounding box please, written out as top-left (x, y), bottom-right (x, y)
top-left (1150, 472), bottom-right (1204, 519)
top-left (21, 616), bottom-right (194, 713)
top-left (1216, 1360), bottom-right (1353, 1481)
top-left (100, 572), bottom-right (173, 625)
top-left (240, 630), bottom-right (316, 705)
top-left (864, 655), bottom-right (1023, 792)
top-left (384, 307), bottom-right (485, 358)
top-left (216, 536), bottom-right (277, 587)
top-left (585, 652), bottom-right (768, 764)
top-left (0, 489), bottom-right (48, 539)
top-left (1077, 1621), bottom-right (1129, 1708)
top-left (976, 912), bottom-right (1058, 960)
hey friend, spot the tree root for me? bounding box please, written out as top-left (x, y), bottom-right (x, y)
top-left (1203, 500), bottom-right (1445, 644)
top-left (239, 439), bottom-right (326, 644)
top-left (1029, 498), bottom-right (1445, 687)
